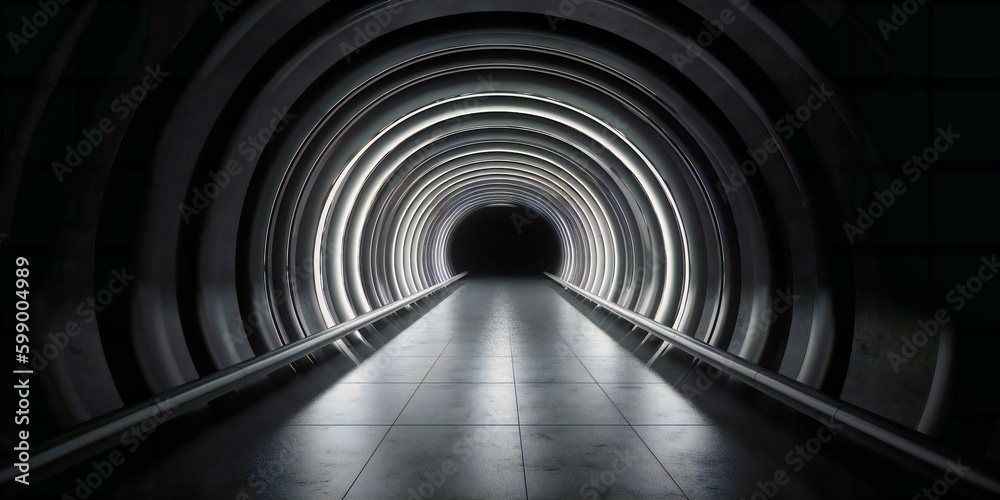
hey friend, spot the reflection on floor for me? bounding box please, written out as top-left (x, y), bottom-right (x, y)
top-left (40, 278), bottom-right (936, 499)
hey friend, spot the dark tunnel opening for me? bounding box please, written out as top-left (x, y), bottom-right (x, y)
top-left (449, 206), bottom-right (561, 276)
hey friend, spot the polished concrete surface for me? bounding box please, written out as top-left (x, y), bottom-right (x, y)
top-left (35, 278), bottom-right (937, 499)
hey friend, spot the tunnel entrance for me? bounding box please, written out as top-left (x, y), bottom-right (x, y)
top-left (449, 205), bottom-right (561, 276)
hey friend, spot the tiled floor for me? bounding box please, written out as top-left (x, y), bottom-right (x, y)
top-left (87, 278), bottom-right (900, 500)
top-left (325, 278), bottom-right (693, 498)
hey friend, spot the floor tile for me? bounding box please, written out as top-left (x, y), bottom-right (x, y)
top-left (381, 338), bottom-right (452, 357)
top-left (635, 425), bottom-right (810, 500)
top-left (234, 426), bottom-right (388, 500)
top-left (577, 356), bottom-right (666, 384)
top-left (441, 339), bottom-right (512, 357)
top-left (424, 356), bottom-right (515, 383)
top-left (521, 425), bottom-right (686, 499)
top-left (516, 383), bottom-right (626, 425)
top-left (344, 426), bottom-right (526, 499)
top-left (563, 339), bottom-right (634, 357)
top-left (288, 383), bottom-right (418, 425)
top-left (513, 356), bottom-right (594, 383)
top-left (339, 355), bottom-right (439, 383)
top-left (600, 383), bottom-right (713, 425)
top-left (395, 383), bottom-right (518, 425)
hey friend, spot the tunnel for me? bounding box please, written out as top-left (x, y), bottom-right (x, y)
top-left (1, 0), bottom-right (999, 498)
top-left (450, 206), bottom-right (561, 276)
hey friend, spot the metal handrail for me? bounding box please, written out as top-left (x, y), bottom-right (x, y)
top-left (1, 272), bottom-right (466, 485)
top-left (545, 272), bottom-right (1000, 496)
